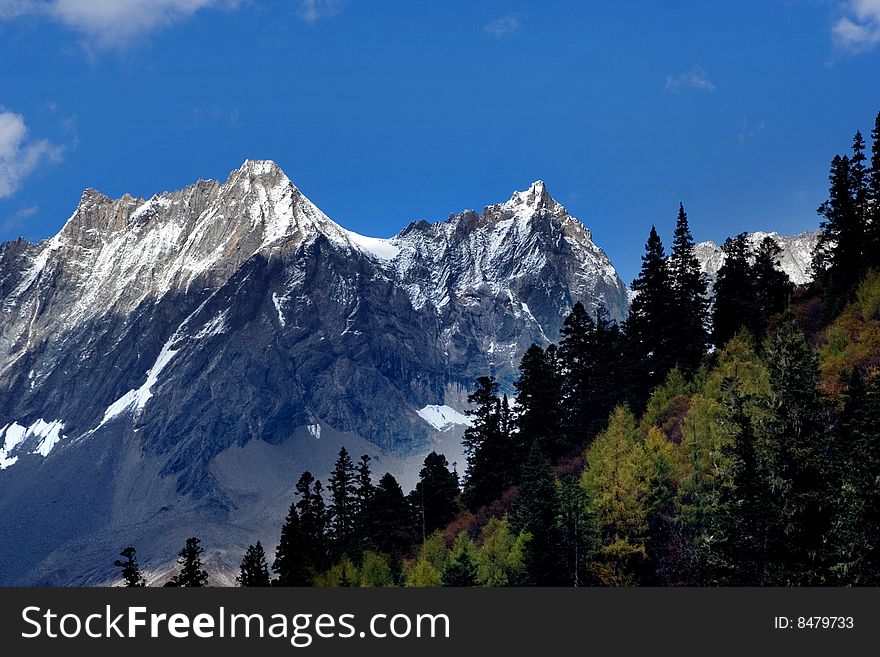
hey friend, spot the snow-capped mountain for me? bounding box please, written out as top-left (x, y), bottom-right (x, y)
top-left (0, 161), bottom-right (627, 585)
top-left (694, 230), bottom-right (819, 286)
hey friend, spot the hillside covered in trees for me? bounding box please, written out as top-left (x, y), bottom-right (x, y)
top-left (118, 110), bottom-right (880, 588)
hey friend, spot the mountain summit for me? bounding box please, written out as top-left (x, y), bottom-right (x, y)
top-left (0, 163), bottom-right (626, 585)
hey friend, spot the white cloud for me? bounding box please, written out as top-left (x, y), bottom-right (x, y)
top-left (297, 0), bottom-right (342, 24)
top-left (0, 0), bottom-right (238, 49)
top-left (0, 110), bottom-right (63, 199)
top-left (1, 205), bottom-right (38, 234)
top-left (664, 65), bottom-right (716, 93)
top-left (832, 0), bottom-right (880, 53)
top-left (737, 117), bottom-right (766, 144)
top-left (484, 14), bottom-right (520, 39)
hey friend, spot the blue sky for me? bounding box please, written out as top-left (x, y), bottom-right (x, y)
top-left (1, 0), bottom-right (879, 282)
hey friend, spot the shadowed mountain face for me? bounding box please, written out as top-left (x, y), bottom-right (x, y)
top-left (0, 161), bottom-right (628, 585)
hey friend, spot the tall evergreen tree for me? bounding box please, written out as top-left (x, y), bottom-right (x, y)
top-left (851, 131), bottom-right (869, 225)
top-left (712, 233), bottom-right (755, 346)
top-left (832, 370), bottom-right (880, 584)
top-left (667, 204), bottom-right (710, 374)
top-left (705, 384), bottom-right (781, 585)
top-left (813, 154), bottom-right (861, 318)
top-left (328, 447), bottom-right (357, 556)
top-left (752, 236), bottom-right (793, 337)
top-left (353, 454), bottom-right (375, 544)
top-left (411, 451), bottom-right (460, 540)
top-left (559, 302), bottom-right (602, 444)
top-left (167, 537), bottom-right (209, 588)
top-left (273, 497), bottom-right (312, 586)
top-left (625, 226), bottom-right (674, 406)
top-left (558, 476), bottom-right (593, 587)
top-left (113, 546), bottom-right (146, 587)
top-left (236, 541), bottom-right (271, 587)
top-left (515, 443), bottom-right (566, 586)
top-left (295, 471), bottom-right (328, 572)
top-left (763, 319), bottom-right (833, 584)
top-left (869, 113), bottom-right (880, 267)
top-left (515, 343), bottom-right (565, 458)
top-left (462, 376), bottom-right (508, 510)
top-left (366, 473), bottom-right (416, 565)
top-left (441, 533), bottom-right (478, 586)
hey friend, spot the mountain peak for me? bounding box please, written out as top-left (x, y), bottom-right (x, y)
top-left (504, 180), bottom-right (562, 214)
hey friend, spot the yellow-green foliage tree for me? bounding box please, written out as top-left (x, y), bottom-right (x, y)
top-left (820, 270), bottom-right (880, 394)
top-left (358, 551), bottom-right (394, 587)
top-left (475, 517), bottom-right (527, 586)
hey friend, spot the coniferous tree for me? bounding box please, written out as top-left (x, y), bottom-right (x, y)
top-left (273, 497), bottom-right (312, 586)
top-left (625, 226), bottom-right (674, 406)
top-left (441, 533), bottom-right (478, 586)
top-left (328, 447), bottom-right (357, 557)
top-left (832, 370), bottom-right (880, 584)
top-left (705, 384), bottom-right (781, 585)
top-left (814, 154), bottom-right (860, 318)
top-left (113, 546), bottom-right (146, 587)
top-left (515, 443), bottom-right (566, 586)
top-left (366, 473), bottom-right (416, 561)
top-left (353, 454), bottom-right (375, 545)
top-left (295, 471), bottom-right (328, 572)
top-left (515, 344), bottom-right (565, 458)
top-left (752, 236), bottom-right (793, 337)
top-left (668, 204), bottom-right (710, 374)
top-left (712, 233), bottom-right (755, 346)
top-left (167, 537), bottom-right (208, 588)
top-left (410, 451), bottom-right (460, 540)
top-left (852, 131), bottom-right (869, 226)
top-left (558, 476), bottom-right (593, 587)
top-left (462, 376), bottom-right (507, 510)
top-left (763, 319), bottom-right (833, 584)
top-left (236, 541), bottom-right (271, 587)
top-left (868, 113), bottom-right (880, 266)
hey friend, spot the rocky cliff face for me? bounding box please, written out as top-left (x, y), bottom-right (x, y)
top-left (0, 161), bottom-right (627, 584)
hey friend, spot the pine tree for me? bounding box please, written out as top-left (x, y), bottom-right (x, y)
top-left (712, 233), bottom-right (754, 346)
top-left (515, 344), bottom-right (565, 458)
top-left (852, 131), bottom-right (869, 225)
top-left (462, 376), bottom-right (508, 510)
top-left (167, 537), bottom-right (209, 588)
top-left (113, 546), bottom-right (146, 587)
top-left (625, 226), bottom-right (674, 406)
top-left (814, 154), bottom-right (861, 318)
top-left (668, 204), bottom-right (709, 374)
top-left (558, 476), bottom-right (593, 587)
top-left (868, 113), bottom-right (880, 267)
top-left (273, 498), bottom-right (312, 586)
top-left (705, 383), bottom-right (781, 585)
top-left (295, 471), bottom-right (328, 572)
top-left (353, 454), bottom-right (375, 545)
top-left (411, 451), bottom-right (460, 540)
top-left (236, 541), bottom-right (271, 587)
top-left (763, 319), bottom-right (833, 584)
top-left (328, 447), bottom-right (356, 557)
top-left (366, 473), bottom-right (415, 560)
top-left (441, 533), bottom-right (478, 586)
top-left (515, 443), bottom-right (566, 585)
top-left (752, 236), bottom-right (793, 337)
top-left (559, 302), bottom-right (601, 445)
top-left (832, 370), bottom-right (880, 584)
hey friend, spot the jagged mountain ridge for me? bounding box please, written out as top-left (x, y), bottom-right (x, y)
top-left (0, 161), bottom-right (627, 584)
top-left (694, 230), bottom-right (819, 286)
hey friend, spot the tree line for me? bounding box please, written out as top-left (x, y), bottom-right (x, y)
top-left (113, 110), bottom-right (880, 587)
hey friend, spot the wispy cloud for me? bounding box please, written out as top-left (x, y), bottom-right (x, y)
top-left (296, 0), bottom-right (343, 24)
top-left (484, 14), bottom-right (520, 39)
top-left (0, 0), bottom-right (239, 49)
top-left (0, 109), bottom-right (63, 199)
top-left (832, 0), bottom-right (880, 54)
top-left (664, 65), bottom-right (716, 93)
top-left (1, 205), bottom-right (38, 234)
top-left (737, 117), bottom-right (766, 144)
